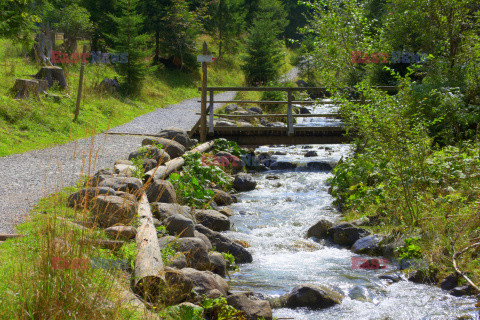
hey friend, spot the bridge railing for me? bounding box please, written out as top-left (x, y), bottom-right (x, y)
top-left (194, 86), bottom-right (397, 141)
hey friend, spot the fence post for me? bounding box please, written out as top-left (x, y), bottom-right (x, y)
top-left (287, 90), bottom-right (293, 136)
top-left (200, 42), bottom-right (208, 142)
top-left (73, 45), bottom-right (87, 122)
top-left (209, 90), bottom-right (214, 134)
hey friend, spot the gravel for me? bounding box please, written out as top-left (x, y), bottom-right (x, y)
top-left (0, 91), bottom-right (235, 234)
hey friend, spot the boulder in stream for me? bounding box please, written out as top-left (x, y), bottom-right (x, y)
top-left (227, 293), bottom-right (272, 320)
top-left (195, 209), bottom-right (230, 232)
top-left (285, 284), bottom-right (344, 310)
top-left (306, 219), bottom-right (333, 239)
top-left (233, 173), bottom-right (257, 192)
top-left (351, 235), bottom-right (384, 255)
top-left (326, 222), bottom-right (370, 247)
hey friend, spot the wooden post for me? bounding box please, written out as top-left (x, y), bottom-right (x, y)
top-left (209, 90), bottom-right (214, 134)
top-left (74, 45), bottom-right (86, 122)
top-left (287, 90), bottom-right (294, 136)
top-left (200, 42), bottom-right (208, 142)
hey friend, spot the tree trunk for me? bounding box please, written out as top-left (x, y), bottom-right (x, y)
top-left (133, 194), bottom-right (166, 302)
top-left (154, 31), bottom-right (160, 64)
top-left (35, 66), bottom-right (68, 90)
top-left (12, 79), bottom-right (48, 99)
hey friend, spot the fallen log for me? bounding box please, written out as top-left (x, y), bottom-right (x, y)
top-left (144, 140), bottom-right (215, 182)
top-left (0, 234), bottom-right (25, 241)
top-left (133, 194), bottom-right (166, 302)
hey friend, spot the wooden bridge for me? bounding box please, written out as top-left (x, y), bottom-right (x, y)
top-left (188, 86), bottom-right (397, 146)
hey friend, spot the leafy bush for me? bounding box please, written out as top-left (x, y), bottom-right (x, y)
top-left (159, 303), bottom-right (204, 320)
top-left (220, 252), bottom-right (238, 271)
top-left (213, 139), bottom-right (247, 158)
top-left (202, 297), bottom-right (246, 320)
top-left (169, 152), bottom-right (232, 207)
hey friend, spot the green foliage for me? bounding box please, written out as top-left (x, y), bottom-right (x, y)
top-left (52, 4), bottom-right (94, 52)
top-left (395, 237), bottom-right (422, 261)
top-left (202, 297), bottom-right (246, 320)
top-left (213, 138), bottom-right (247, 157)
top-left (160, 238), bottom-right (178, 265)
top-left (117, 241), bottom-right (137, 270)
top-left (159, 303), bottom-right (204, 320)
top-left (169, 152), bottom-right (232, 207)
top-left (220, 252), bottom-right (238, 271)
top-left (0, 0), bottom-right (38, 40)
top-left (108, 0), bottom-right (149, 96)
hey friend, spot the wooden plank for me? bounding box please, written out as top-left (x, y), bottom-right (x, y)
top-left (204, 113), bottom-right (343, 119)
top-left (196, 100), bottom-right (365, 105)
top-left (189, 118), bottom-right (201, 138)
top-left (208, 126), bottom-right (346, 133)
top-left (287, 91), bottom-right (293, 136)
top-left (199, 86), bottom-right (397, 92)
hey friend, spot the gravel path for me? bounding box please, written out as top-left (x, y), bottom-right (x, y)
top-left (0, 91), bottom-right (235, 234)
top-left (0, 67), bottom-right (299, 234)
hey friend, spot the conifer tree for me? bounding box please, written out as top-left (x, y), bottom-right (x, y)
top-left (242, 0), bottom-right (287, 84)
top-left (108, 0), bottom-right (149, 96)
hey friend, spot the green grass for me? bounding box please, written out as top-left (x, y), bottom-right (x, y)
top-left (0, 37), bottom-right (245, 157)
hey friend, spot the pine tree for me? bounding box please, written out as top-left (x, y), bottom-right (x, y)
top-left (108, 0), bottom-right (149, 96)
top-left (242, 0), bottom-right (287, 84)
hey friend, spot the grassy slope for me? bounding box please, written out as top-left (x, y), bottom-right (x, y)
top-left (0, 37), bottom-right (244, 157)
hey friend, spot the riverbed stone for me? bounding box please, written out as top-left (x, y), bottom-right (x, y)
top-left (87, 169), bottom-right (114, 187)
top-left (91, 195), bottom-right (137, 228)
top-left (227, 293), bottom-right (272, 320)
top-left (195, 209), bottom-right (230, 232)
top-left (180, 268), bottom-right (230, 296)
top-left (208, 252), bottom-right (227, 277)
top-left (146, 179), bottom-right (176, 203)
top-left (449, 285), bottom-right (476, 297)
top-left (304, 151), bottom-right (317, 157)
top-left (164, 267), bottom-right (194, 304)
top-left (233, 173), bottom-right (257, 191)
top-left (408, 269), bottom-right (437, 284)
top-left (270, 161), bottom-right (297, 170)
top-left (142, 137), bottom-right (185, 159)
top-left (163, 214), bottom-right (195, 238)
top-left (195, 231), bottom-right (213, 250)
top-left (195, 224), bottom-right (253, 263)
top-left (151, 202), bottom-right (194, 221)
top-left (104, 225), bottom-right (137, 240)
top-left (378, 272), bottom-right (402, 283)
top-left (128, 145), bottom-right (170, 164)
top-left (67, 187), bottom-right (116, 208)
top-left (215, 120), bottom-right (236, 127)
top-left (299, 107), bottom-right (311, 114)
top-left (142, 158), bottom-right (157, 172)
top-left (351, 235), bottom-right (384, 255)
top-left (114, 163), bottom-right (135, 176)
top-left (225, 104), bottom-right (238, 113)
top-left (157, 127), bottom-right (194, 148)
top-left (211, 189), bottom-right (235, 206)
top-left (177, 237), bottom-right (211, 271)
top-left (327, 222), bottom-right (370, 247)
top-left (440, 274), bottom-right (459, 291)
top-left (306, 219), bottom-right (333, 239)
top-left (99, 177), bottom-right (143, 197)
top-left (285, 284), bottom-right (344, 310)
top-left (306, 161), bottom-right (334, 171)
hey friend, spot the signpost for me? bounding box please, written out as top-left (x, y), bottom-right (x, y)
top-left (199, 42), bottom-right (215, 142)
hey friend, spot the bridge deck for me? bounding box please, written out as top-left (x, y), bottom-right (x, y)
top-left (189, 126), bottom-right (350, 145)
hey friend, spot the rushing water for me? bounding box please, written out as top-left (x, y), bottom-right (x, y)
top-left (223, 102), bottom-right (479, 319)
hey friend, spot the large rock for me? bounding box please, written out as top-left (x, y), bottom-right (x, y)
top-left (151, 202), bottom-right (194, 221)
top-left (67, 187), bottom-right (116, 208)
top-left (87, 169), bottom-right (114, 187)
top-left (195, 225), bottom-right (252, 263)
top-left (285, 284), bottom-right (344, 310)
top-left (208, 252), bottom-right (227, 277)
top-left (248, 106), bottom-right (263, 114)
top-left (164, 267), bottom-right (194, 304)
top-left (306, 219), bottom-right (333, 239)
top-left (306, 161), bottom-right (334, 171)
top-left (195, 209), bottom-right (230, 232)
top-left (143, 158), bottom-right (158, 172)
top-left (180, 268), bottom-right (230, 296)
top-left (351, 235), bottom-right (383, 255)
top-left (225, 104), bottom-right (238, 113)
top-left (164, 214), bottom-right (195, 238)
top-left (440, 274), bottom-right (458, 291)
top-left (146, 179), bottom-right (176, 203)
top-left (233, 173), bottom-right (257, 192)
top-left (327, 223), bottom-right (370, 247)
top-left (98, 177), bottom-right (143, 197)
top-left (211, 189), bottom-right (235, 206)
top-left (91, 195), bottom-right (137, 228)
top-left (195, 231), bottom-right (213, 250)
top-left (157, 127), bottom-right (194, 148)
top-left (215, 120), bottom-right (236, 127)
top-left (299, 107), bottom-right (311, 114)
top-left (128, 145), bottom-right (171, 164)
top-left (214, 151), bottom-right (245, 173)
top-left (142, 137), bottom-right (185, 159)
top-left (270, 161), bottom-right (297, 170)
top-left (177, 237), bottom-right (211, 271)
top-left (304, 151), bottom-right (317, 157)
top-left (227, 293), bottom-right (272, 320)
top-left (408, 269), bottom-right (437, 284)
top-left (104, 226), bottom-right (137, 240)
